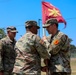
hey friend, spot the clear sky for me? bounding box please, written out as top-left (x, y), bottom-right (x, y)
top-left (0, 0), bottom-right (76, 45)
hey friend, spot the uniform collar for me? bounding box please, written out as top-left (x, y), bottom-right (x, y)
top-left (7, 36), bottom-right (16, 43)
top-left (51, 30), bottom-right (60, 39)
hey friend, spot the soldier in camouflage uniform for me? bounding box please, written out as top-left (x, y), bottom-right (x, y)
top-left (13, 20), bottom-right (50, 75)
top-left (42, 18), bottom-right (71, 75)
top-left (0, 26), bottom-right (18, 75)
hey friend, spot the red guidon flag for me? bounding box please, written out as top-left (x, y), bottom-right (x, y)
top-left (42, 1), bottom-right (66, 25)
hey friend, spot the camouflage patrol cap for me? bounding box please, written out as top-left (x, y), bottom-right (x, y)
top-left (7, 26), bottom-right (18, 33)
top-left (25, 20), bottom-right (40, 29)
top-left (43, 18), bottom-right (58, 28)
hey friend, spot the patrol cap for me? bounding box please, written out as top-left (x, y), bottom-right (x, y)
top-left (43, 18), bottom-right (58, 28)
top-left (25, 20), bottom-right (40, 29)
top-left (7, 26), bottom-right (18, 33)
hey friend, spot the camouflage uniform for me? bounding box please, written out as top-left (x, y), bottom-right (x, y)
top-left (45, 31), bottom-right (71, 75)
top-left (0, 26), bottom-right (18, 75)
top-left (0, 36), bottom-right (17, 75)
top-left (43, 19), bottom-right (71, 75)
top-left (13, 31), bottom-right (50, 75)
top-left (0, 40), bottom-right (3, 70)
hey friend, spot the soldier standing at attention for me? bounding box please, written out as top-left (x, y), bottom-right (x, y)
top-left (42, 18), bottom-right (71, 75)
top-left (0, 26), bottom-right (18, 75)
top-left (13, 20), bottom-right (50, 75)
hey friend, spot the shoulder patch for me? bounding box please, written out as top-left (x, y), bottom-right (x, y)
top-left (53, 39), bottom-right (59, 45)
